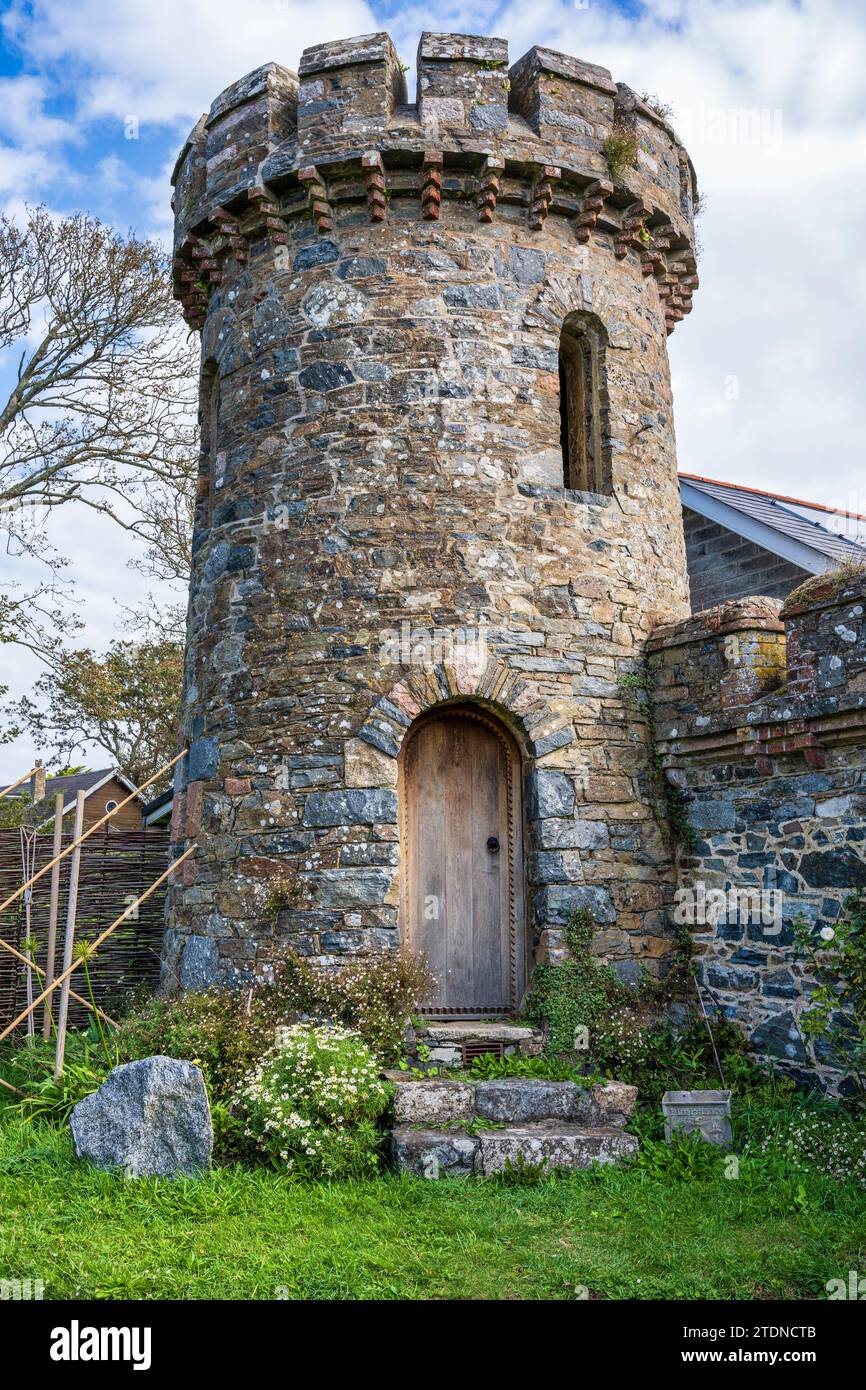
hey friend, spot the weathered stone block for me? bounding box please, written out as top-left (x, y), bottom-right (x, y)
top-left (302, 789), bottom-right (398, 827)
top-left (474, 1079), bottom-right (592, 1124)
top-left (71, 1057), bottom-right (212, 1177)
top-left (391, 1079), bottom-right (475, 1125)
top-left (390, 1127), bottom-right (479, 1177)
top-left (476, 1123), bottom-right (638, 1174)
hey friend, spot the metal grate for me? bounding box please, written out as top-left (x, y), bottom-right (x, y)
top-left (461, 1041), bottom-right (506, 1065)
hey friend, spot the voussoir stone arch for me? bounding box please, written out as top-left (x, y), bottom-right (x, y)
top-left (354, 651), bottom-right (574, 765)
top-left (523, 271), bottom-right (633, 351)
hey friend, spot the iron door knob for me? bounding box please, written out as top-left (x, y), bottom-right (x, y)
top-left (486, 836), bottom-right (500, 854)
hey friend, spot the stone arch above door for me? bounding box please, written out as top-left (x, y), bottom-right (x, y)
top-left (352, 652), bottom-right (574, 766)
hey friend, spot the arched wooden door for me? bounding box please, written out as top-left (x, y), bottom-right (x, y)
top-left (401, 706), bottom-right (525, 1016)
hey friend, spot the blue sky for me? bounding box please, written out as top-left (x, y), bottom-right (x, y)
top-left (1, 0), bottom-right (865, 779)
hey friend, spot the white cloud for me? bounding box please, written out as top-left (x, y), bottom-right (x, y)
top-left (2, 0), bottom-right (379, 127)
top-left (0, 74), bottom-right (78, 149)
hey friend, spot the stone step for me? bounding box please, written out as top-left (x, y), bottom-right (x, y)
top-left (410, 1020), bottom-right (543, 1068)
top-left (388, 1076), bottom-right (637, 1129)
top-left (390, 1122), bottom-right (638, 1178)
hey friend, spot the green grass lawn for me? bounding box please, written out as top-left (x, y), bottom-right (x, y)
top-left (1, 1118), bottom-right (865, 1300)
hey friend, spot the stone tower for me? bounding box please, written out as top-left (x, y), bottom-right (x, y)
top-left (165, 31), bottom-right (700, 1012)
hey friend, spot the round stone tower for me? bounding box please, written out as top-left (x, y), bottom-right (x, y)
top-left (164, 31), bottom-right (700, 1011)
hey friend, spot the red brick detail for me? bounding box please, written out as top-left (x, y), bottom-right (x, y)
top-left (185, 779), bottom-right (203, 838)
top-left (527, 165), bottom-right (560, 231)
top-left (421, 151), bottom-right (443, 221)
top-left (477, 156), bottom-right (504, 224)
top-left (362, 151), bottom-right (387, 222)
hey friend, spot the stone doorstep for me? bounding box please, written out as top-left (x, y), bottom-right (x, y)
top-left (414, 1021), bottom-right (539, 1044)
top-left (390, 1123), bottom-right (638, 1178)
top-left (387, 1076), bottom-right (638, 1129)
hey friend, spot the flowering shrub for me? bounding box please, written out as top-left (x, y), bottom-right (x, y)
top-left (115, 990), bottom-right (258, 1099)
top-left (253, 948), bottom-right (434, 1064)
top-left (235, 1024), bottom-right (392, 1178)
top-left (595, 1009), bottom-right (772, 1108)
top-left (743, 1106), bottom-right (866, 1188)
top-left (794, 893), bottom-right (866, 1106)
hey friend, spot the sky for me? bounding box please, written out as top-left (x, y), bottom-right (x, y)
top-left (0, 0), bottom-right (864, 780)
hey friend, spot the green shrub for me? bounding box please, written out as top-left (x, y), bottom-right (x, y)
top-left (115, 989), bottom-right (257, 1101)
top-left (603, 127), bottom-right (638, 181)
top-left (523, 909), bottom-right (626, 1054)
top-left (467, 1051), bottom-right (597, 1083)
top-left (2, 1034), bottom-right (113, 1126)
top-left (594, 1009), bottom-right (775, 1110)
top-left (235, 1024), bottom-right (392, 1177)
top-left (743, 1099), bottom-right (866, 1188)
top-left (254, 947), bottom-right (433, 1065)
top-left (631, 1129), bottom-right (725, 1181)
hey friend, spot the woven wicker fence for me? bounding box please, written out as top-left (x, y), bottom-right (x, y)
top-left (0, 827), bottom-right (169, 1031)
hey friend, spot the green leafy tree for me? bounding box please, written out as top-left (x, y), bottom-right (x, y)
top-left (7, 639), bottom-right (182, 790)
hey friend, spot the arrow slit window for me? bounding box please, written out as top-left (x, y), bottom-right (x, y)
top-left (558, 314), bottom-right (611, 495)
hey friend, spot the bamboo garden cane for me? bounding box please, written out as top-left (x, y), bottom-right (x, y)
top-left (0, 768), bottom-right (39, 801)
top-left (0, 793), bottom-right (117, 1027)
top-left (42, 792), bottom-right (65, 1037)
top-left (0, 747), bottom-right (187, 920)
top-left (0, 933), bottom-right (116, 1026)
top-left (19, 826), bottom-right (38, 1040)
top-left (0, 843), bottom-right (196, 1047)
top-left (54, 791), bottom-right (86, 1081)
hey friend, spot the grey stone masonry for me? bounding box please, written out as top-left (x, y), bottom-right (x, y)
top-left (683, 508), bottom-right (808, 612)
top-left (648, 576), bottom-right (866, 1094)
top-left (388, 1074), bottom-right (639, 1175)
top-left (164, 28), bottom-right (701, 996)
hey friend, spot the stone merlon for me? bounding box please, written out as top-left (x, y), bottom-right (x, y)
top-left (171, 29), bottom-right (698, 332)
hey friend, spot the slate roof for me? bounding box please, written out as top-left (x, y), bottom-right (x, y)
top-left (679, 474), bottom-right (866, 567)
top-left (42, 769), bottom-right (119, 798)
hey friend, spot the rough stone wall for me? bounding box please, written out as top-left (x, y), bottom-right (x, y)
top-left (163, 31), bottom-right (701, 995)
top-left (648, 576), bottom-right (866, 1091)
top-left (683, 508), bottom-right (808, 612)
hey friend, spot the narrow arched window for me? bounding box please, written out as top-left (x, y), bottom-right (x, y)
top-left (198, 360), bottom-right (221, 522)
top-left (558, 314), bottom-right (610, 494)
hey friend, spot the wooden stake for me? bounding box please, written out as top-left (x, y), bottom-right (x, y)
top-left (0, 843), bottom-right (196, 1046)
top-left (54, 791), bottom-right (85, 1081)
top-left (42, 792), bottom-right (65, 1038)
top-left (0, 747), bottom-right (187, 918)
top-left (0, 934), bottom-right (116, 1027)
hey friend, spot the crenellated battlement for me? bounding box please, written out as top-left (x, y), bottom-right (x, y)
top-left (171, 30), bottom-right (699, 332)
top-left (648, 576), bottom-right (866, 774)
